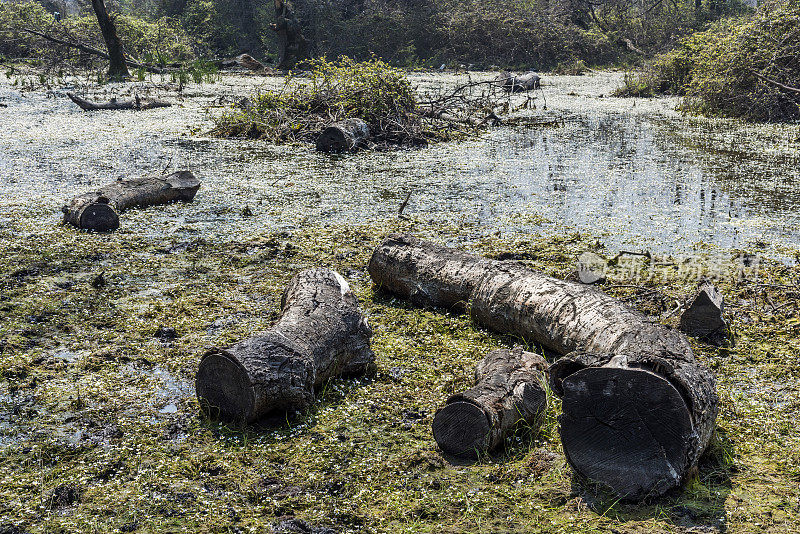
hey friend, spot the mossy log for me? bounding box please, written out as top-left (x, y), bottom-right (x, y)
top-left (67, 92), bottom-right (171, 111)
top-left (196, 268), bottom-right (375, 423)
top-left (432, 347), bottom-right (547, 460)
top-left (62, 171), bottom-right (200, 231)
top-left (316, 118), bottom-right (370, 152)
top-left (369, 234), bottom-right (718, 499)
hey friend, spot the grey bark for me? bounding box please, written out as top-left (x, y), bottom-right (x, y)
top-left (495, 71), bottom-right (541, 92)
top-left (67, 92), bottom-right (172, 111)
top-left (315, 118), bottom-right (370, 152)
top-left (432, 347), bottom-right (547, 460)
top-left (680, 282), bottom-right (728, 343)
top-left (369, 234), bottom-right (718, 499)
top-left (196, 268), bottom-right (375, 423)
top-left (62, 171), bottom-right (200, 231)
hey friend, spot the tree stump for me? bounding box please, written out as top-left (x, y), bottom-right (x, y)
top-left (680, 281), bottom-right (728, 343)
top-left (62, 171), bottom-right (200, 231)
top-left (196, 268), bottom-right (375, 423)
top-left (432, 347), bottom-right (547, 460)
top-left (272, 0), bottom-right (309, 70)
top-left (369, 234), bottom-right (718, 499)
top-left (315, 119), bottom-right (370, 152)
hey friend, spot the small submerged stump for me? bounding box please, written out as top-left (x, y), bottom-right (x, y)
top-left (62, 171), bottom-right (200, 231)
top-left (316, 118), bottom-right (370, 152)
top-left (369, 234), bottom-right (718, 499)
top-left (196, 268), bottom-right (375, 423)
top-left (433, 347), bottom-right (547, 460)
top-left (680, 281), bottom-right (728, 343)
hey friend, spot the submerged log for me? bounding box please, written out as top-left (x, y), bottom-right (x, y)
top-left (220, 53), bottom-right (265, 71)
top-left (62, 171), bottom-right (200, 231)
top-left (432, 347), bottom-right (547, 460)
top-left (495, 71), bottom-right (541, 92)
top-left (67, 92), bottom-right (171, 111)
top-left (196, 268), bottom-right (375, 423)
top-left (679, 281), bottom-right (728, 343)
top-left (316, 118), bottom-right (370, 152)
top-left (369, 234), bottom-right (718, 499)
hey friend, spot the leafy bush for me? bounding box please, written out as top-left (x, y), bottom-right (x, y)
top-left (212, 57), bottom-right (423, 145)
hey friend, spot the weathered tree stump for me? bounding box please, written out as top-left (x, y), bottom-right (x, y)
top-left (316, 118), bottom-right (370, 152)
top-left (220, 53), bottom-right (265, 72)
top-left (196, 268), bottom-right (375, 423)
top-left (369, 234), bottom-right (718, 499)
top-left (67, 92), bottom-right (171, 111)
top-left (62, 171), bottom-right (200, 231)
top-left (432, 347), bottom-right (547, 460)
top-left (680, 281), bottom-right (728, 343)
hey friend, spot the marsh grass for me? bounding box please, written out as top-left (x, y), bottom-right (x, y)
top-left (0, 217), bottom-right (798, 532)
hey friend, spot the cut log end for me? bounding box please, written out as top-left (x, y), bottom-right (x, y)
top-left (77, 202), bottom-right (119, 232)
top-left (432, 401), bottom-right (491, 460)
top-left (316, 127), bottom-right (349, 152)
top-left (196, 351), bottom-right (255, 423)
top-left (560, 366), bottom-right (693, 499)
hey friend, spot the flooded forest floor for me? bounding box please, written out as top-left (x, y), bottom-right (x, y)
top-left (0, 71), bottom-right (799, 533)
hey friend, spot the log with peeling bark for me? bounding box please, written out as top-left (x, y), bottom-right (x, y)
top-left (67, 92), bottom-right (172, 111)
top-left (220, 53), bottom-right (265, 71)
top-left (680, 281), bottom-right (728, 343)
top-left (369, 234), bottom-right (718, 499)
top-left (196, 268), bottom-right (375, 423)
top-left (432, 347), bottom-right (547, 460)
top-left (62, 171), bottom-right (200, 231)
top-left (316, 118), bottom-right (370, 152)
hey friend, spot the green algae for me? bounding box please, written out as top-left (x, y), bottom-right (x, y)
top-left (0, 215), bottom-right (798, 533)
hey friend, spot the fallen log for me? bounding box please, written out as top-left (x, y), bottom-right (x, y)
top-left (495, 71), bottom-right (541, 92)
top-left (369, 234), bottom-right (718, 499)
top-left (220, 53), bottom-right (265, 71)
top-left (62, 171), bottom-right (200, 231)
top-left (432, 347), bottom-right (547, 460)
top-left (67, 92), bottom-right (172, 111)
top-left (679, 281), bottom-right (728, 343)
top-left (316, 118), bottom-right (370, 152)
top-left (196, 268), bottom-right (375, 422)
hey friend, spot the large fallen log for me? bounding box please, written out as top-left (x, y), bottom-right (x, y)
top-left (196, 268), bottom-right (375, 423)
top-left (62, 171), bottom-right (200, 231)
top-left (220, 53), bottom-right (265, 72)
top-left (67, 92), bottom-right (172, 111)
top-left (369, 234), bottom-right (718, 499)
top-left (495, 71), bottom-right (541, 92)
top-left (432, 347), bottom-right (547, 460)
top-left (315, 118), bottom-right (370, 152)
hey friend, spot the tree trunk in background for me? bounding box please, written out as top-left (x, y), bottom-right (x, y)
top-left (91, 0), bottom-right (129, 79)
top-left (272, 0), bottom-right (309, 69)
top-left (196, 269), bottom-right (376, 423)
top-left (432, 347), bottom-right (548, 460)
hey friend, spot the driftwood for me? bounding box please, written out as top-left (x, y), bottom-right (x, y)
top-left (495, 71), bottom-right (541, 92)
top-left (369, 234), bottom-right (718, 499)
top-left (315, 118), bottom-right (370, 152)
top-left (432, 347), bottom-right (547, 460)
top-left (62, 171), bottom-right (200, 231)
top-left (67, 92), bottom-right (171, 111)
top-left (220, 54), bottom-right (265, 71)
top-left (680, 282), bottom-right (728, 343)
top-left (196, 268), bottom-right (375, 422)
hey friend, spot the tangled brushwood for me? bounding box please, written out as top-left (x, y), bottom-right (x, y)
top-left (210, 57), bottom-right (519, 149)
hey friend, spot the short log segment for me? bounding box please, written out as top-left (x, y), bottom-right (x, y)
top-left (62, 171), bottom-right (200, 231)
top-left (67, 92), bottom-right (171, 111)
top-left (432, 347), bottom-right (547, 460)
top-left (196, 268), bottom-right (375, 423)
top-left (315, 118), bottom-right (370, 152)
top-left (369, 234), bottom-right (718, 499)
top-left (680, 282), bottom-right (728, 343)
